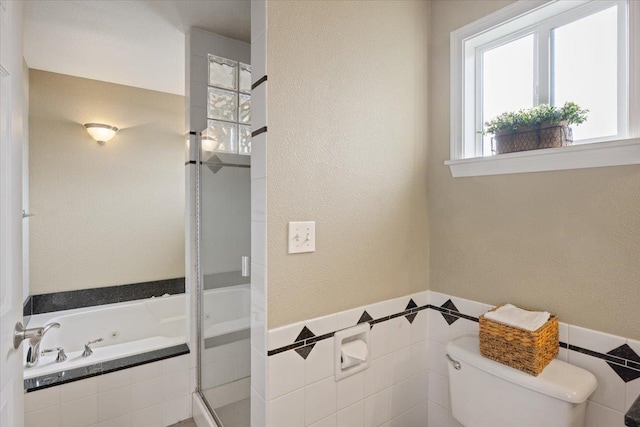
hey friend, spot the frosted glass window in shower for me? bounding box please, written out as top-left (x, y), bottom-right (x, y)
top-left (239, 94), bottom-right (251, 124)
top-left (208, 87), bottom-right (238, 122)
top-left (239, 125), bottom-right (251, 155)
top-left (208, 55), bottom-right (238, 90)
top-left (239, 63), bottom-right (252, 94)
top-left (207, 54), bottom-right (251, 155)
top-left (205, 120), bottom-right (237, 154)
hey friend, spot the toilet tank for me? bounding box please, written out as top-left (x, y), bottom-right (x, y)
top-left (447, 335), bottom-right (597, 427)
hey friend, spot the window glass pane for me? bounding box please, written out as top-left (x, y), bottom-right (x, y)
top-left (208, 55), bottom-right (238, 90)
top-left (239, 125), bottom-right (251, 155)
top-left (482, 35), bottom-right (535, 156)
top-left (239, 63), bottom-right (252, 94)
top-left (208, 87), bottom-right (238, 122)
top-left (239, 94), bottom-right (251, 124)
top-left (552, 6), bottom-right (618, 141)
top-left (205, 120), bottom-right (237, 154)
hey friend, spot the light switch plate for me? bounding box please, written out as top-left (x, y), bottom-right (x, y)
top-left (288, 221), bottom-right (315, 254)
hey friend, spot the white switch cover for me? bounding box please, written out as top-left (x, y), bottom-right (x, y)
top-left (288, 221), bottom-right (316, 254)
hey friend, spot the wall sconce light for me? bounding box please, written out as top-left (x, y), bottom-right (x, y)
top-left (84, 123), bottom-right (118, 145)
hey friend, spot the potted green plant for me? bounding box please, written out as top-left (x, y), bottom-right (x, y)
top-left (483, 102), bottom-right (588, 154)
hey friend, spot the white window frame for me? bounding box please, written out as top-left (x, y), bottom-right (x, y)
top-left (447, 0), bottom-right (640, 177)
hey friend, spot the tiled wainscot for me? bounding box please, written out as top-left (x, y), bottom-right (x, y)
top-left (259, 290), bottom-right (640, 427)
top-left (426, 291), bottom-right (640, 427)
top-left (260, 292), bottom-right (430, 427)
top-left (24, 354), bottom-right (192, 427)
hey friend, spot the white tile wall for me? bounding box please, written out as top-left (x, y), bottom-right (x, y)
top-left (251, 1), bottom-right (269, 425)
top-left (425, 291), bottom-right (637, 427)
top-left (24, 355), bottom-right (191, 427)
top-left (265, 291), bottom-right (430, 427)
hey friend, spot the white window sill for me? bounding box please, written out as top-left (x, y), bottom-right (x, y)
top-left (445, 138), bottom-right (640, 177)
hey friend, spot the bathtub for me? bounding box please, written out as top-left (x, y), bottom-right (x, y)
top-left (24, 284), bottom-right (250, 380)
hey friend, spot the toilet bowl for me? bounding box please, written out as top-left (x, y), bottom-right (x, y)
top-left (446, 334), bottom-right (597, 427)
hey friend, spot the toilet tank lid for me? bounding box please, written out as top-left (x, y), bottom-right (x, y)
top-left (446, 335), bottom-right (597, 404)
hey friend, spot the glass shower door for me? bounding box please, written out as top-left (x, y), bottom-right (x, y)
top-left (197, 54), bottom-right (252, 427)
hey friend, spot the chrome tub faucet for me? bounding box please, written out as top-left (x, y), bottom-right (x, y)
top-left (15, 322), bottom-right (61, 367)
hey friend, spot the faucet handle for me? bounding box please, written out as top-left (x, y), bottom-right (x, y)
top-left (82, 338), bottom-right (104, 357)
top-left (42, 347), bottom-right (67, 363)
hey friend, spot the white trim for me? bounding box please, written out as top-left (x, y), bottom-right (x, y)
top-left (445, 138), bottom-right (640, 177)
top-left (629, 0), bottom-right (640, 139)
top-left (449, 0), bottom-right (638, 177)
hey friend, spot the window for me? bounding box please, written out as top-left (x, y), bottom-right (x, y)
top-left (449, 0), bottom-right (640, 177)
top-left (205, 55), bottom-right (252, 156)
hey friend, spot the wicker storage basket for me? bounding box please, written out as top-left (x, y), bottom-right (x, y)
top-left (479, 305), bottom-right (559, 376)
top-left (493, 120), bottom-right (573, 154)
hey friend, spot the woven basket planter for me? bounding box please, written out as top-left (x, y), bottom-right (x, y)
top-left (479, 305), bottom-right (559, 376)
top-left (493, 120), bottom-right (573, 154)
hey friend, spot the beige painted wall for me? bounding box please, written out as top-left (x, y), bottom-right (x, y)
top-left (266, 1), bottom-right (430, 328)
top-left (428, 0), bottom-right (640, 340)
top-left (29, 70), bottom-right (185, 295)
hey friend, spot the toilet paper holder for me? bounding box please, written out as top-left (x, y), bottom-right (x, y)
top-left (334, 323), bottom-right (370, 381)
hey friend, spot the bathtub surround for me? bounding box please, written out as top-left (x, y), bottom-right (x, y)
top-left (23, 277), bottom-right (185, 315)
top-left (24, 344), bottom-right (189, 393)
top-left (29, 69), bottom-right (185, 296)
top-left (264, 0), bottom-right (430, 329)
top-left (428, 0), bottom-right (640, 340)
top-left (24, 353), bottom-right (192, 427)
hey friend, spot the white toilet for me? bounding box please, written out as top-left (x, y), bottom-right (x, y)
top-left (446, 335), bottom-right (597, 427)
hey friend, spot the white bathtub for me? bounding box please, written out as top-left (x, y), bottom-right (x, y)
top-left (24, 284), bottom-right (250, 380)
top-left (202, 284), bottom-right (250, 338)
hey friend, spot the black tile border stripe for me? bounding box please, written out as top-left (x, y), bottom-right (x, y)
top-left (266, 302), bottom-right (640, 374)
top-left (252, 126), bottom-right (267, 138)
top-left (24, 344), bottom-right (189, 393)
top-left (30, 278), bottom-right (185, 315)
top-left (251, 75), bottom-right (267, 90)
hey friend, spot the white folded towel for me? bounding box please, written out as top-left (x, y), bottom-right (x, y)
top-left (484, 304), bottom-right (550, 332)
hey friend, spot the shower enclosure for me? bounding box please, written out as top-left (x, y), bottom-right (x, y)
top-left (196, 53), bottom-right (252, 427)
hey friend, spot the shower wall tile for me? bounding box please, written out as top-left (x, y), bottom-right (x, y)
top-left (251, 132), bottom-right (267, 180)
top-left (251, 389), bottom-right (267, 427)
top-left (251, 2), bottom-right (269, 425)
top-left (251, 82), bottom-right (267, 133)
top-left (251, 0), bottom-right (267, 44)
top-left (251, 30), bottom-right (267, 86)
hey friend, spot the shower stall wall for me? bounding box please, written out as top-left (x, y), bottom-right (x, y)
top-left (185, 28), bottom-right (252, 427)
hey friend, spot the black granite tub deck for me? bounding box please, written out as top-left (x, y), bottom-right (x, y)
top-left (24, 344), bottom-right (190, 393)
top-left (626, 394), bottom-right (640, 427)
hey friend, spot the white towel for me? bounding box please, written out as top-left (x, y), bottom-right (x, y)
top-left (484, 304), bottom-right (550, 332)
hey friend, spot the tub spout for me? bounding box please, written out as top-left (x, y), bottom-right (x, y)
top-left (25, 322), bottom-right (60, 368)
